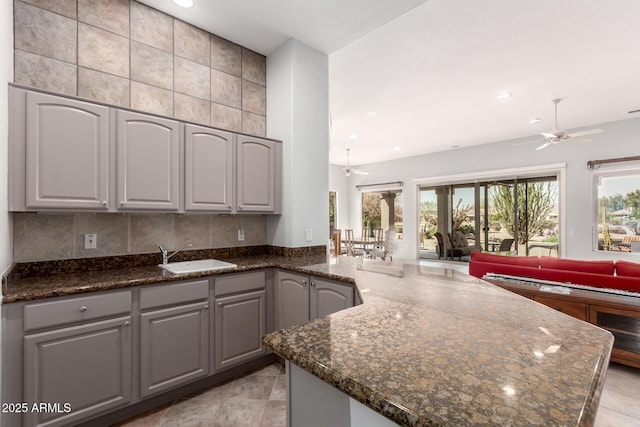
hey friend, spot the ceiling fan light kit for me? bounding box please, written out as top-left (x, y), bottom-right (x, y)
top-left (536, 98), bottom-right (603, 150)
top-left (343, 148), bottom-right (369, 176)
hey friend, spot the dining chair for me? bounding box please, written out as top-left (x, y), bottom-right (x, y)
top-left (344, 229), bottom-right (365, 258)
top-left (373, 228), bottom-right (395, 261)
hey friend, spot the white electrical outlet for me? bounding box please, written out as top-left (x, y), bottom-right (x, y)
top-left (84, 233), bottom-right (97, 249)
top-left (306, 229), bottom-right (312, 242)
top-left (238, 228), bottom-right (245, 241)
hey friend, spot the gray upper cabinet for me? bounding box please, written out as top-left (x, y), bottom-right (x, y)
top-left (184, 124), bottom-right (235, 212)
top-left (116, 110), bottom-right (180, 211)
top-left (237, 136), bottom-right (281, 213)
top-left (12, 89), bottom-right (110, 210)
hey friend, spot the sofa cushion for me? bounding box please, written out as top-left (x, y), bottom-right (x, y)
top-left (471, 252), bottom-right (539, 267)
top-left (616, 260), bottom-right (640, 277)
top-left (539, 257), bottom-right (615, 275)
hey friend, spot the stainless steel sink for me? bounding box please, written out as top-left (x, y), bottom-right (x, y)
top-left (158, 259), bottom-right (237, 274)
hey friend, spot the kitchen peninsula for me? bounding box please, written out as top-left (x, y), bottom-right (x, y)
top-left (263, 257), bottom-right (614, 427)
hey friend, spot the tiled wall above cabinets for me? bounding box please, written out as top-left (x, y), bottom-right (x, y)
top-left (13, 0), bottom-right (267, 136)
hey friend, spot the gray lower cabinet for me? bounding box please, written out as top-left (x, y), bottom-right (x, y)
top-left (214, 271), bottom-right (267, 371)
top-left (22, 291), bottom-right (133, 427)
top-left (274, 271), bottom-right (355, 330)
top-left (139, 279), bottom-right (210, 398)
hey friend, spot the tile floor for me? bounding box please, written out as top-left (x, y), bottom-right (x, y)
top-left (117, 362), bottom-right (286, 427)
top-left (117, 361), bottom-right (639, 426)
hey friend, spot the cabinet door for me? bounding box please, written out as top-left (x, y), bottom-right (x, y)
top-left (310, 278), bottom-right (354, 320)
top-left (533, 295), bottom-right (588, 321)
top-left (214, 290), bottom-right (266, 371)
top-left (140, 301), bottom-right (209, 398)
top-left (25, 91), bottom-right (109, 209)
top-left (24, 316), bottom-right (132, 427)
top-left (589, 304), bottom-right (640, 368)
top-left (116, 110), bottom-right (179, 210)
top-left (236, 136), bottom-right (276, 212)
top-left (184, 124), bottom-right (235, 212)
top-left (274, 271), bottom-right (310, 330)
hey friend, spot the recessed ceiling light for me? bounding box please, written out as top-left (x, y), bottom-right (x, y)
top-left (366, 111), bottom-right (377, 117)
top-left (529, 118), bottom-right (541, 124)
top-left (393, 147), bottom-right (400, 151)
top-left (349, 133), bottom-right (358, 140)
top-left (173, 0), bottom-right (194, 8)
top-left (496, 91), bottom-right (512, 100)
top-left (451, 145), bottom-right (461, 149)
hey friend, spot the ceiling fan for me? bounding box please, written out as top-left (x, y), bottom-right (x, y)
top-left (536, 99), bottom-right (603, 150)
top-left (343, 148), bottom-right (368, 176)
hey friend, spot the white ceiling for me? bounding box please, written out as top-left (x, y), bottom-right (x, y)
top-left (141, 0), bottom-right (640, 166)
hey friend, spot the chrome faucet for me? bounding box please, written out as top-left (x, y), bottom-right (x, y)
top-left (157, 243), bottom-right (192, 265)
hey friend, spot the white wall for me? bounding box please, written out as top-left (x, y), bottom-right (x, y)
top-left (332, 117), bottom-right (640, 260)
top-left (267, 39), bottom-right (329, 247)
top-left (329, 164), bottom-right (350, 230)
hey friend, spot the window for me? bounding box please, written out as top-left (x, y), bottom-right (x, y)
top-left (419, 176), bottom-right (558, 260)
top-left (361, 191), bottom-right (403, 239)
top-left (595, 169), bottom-right (640, 252)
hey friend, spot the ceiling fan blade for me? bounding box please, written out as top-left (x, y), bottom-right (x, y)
top-left (540, 132), bottom-right (558, 139)
top-left (568, 129), bottom-right (603, 138)
top-left (536, 142), bottom-right (551, 150)
top-left (353, 170), bottom-right (369, 175)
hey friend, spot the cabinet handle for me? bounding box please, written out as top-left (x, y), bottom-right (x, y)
top-left (120, 201), bottom-right (125, 206)
top-left (204, 305), bottom-right (209, 310)
top-left (102, 200), bottom-right (108, 206)
top-left (302, 280), bottom-right (307, 285)
top-left (311, 281), bottom-right (316, 287)
top-left (218, 302), bottom-right (222, 307)
top-left (123, 320), bottom-right (130, 327)
top-left (79, 306), bottom-right (88, 312)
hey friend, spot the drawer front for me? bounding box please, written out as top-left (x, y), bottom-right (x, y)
top-left (533, 295), bottom-right (588, 321)
top-left (140, 279), bottom-right (209, 310)
top-left (215, 271), bottom-right (266, 296)
top-left (24, 290), bottom-right (132, 332)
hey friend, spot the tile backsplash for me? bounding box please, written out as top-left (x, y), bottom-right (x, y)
top-left (13, 213), bottom-right (267, 262)
top-left (13, 0), bottom-right (266, 136)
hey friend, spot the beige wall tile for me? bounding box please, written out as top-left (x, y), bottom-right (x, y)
top-left (242, 49), bottom-right (266, 86)
top-left (174, 20), bottom-right (210, 66)
top-left (131, 41), bottom-right (174, 90)
top-left (130, 214), bottom-right (175, 254)
top-left (15, 1), bottom-right (77, 63)
top-left (241, 215), bottom-right (267, 246)
top-left (78, 0), bottom-right (129, 37)
top-left (211, 35), bottom-right (242, 77)
top-left (175, 93), bottom-right (211, 126)
top-left (79, 23), bottom-right (130, 78)
top-left (130, 1), bottom-right (173, 53)
top-left (13, 213), bottom-right (75, 262)
top-left (212, 103), bottom-right (242, 132)
top-left (75, 213), bottom-right (129, 258)
top-left (131, 81), bottom-right (174, 117)
top-left (21, 0), bottom-right (77, 19)
top-left (79, 67), bottom-right (130, 107)
top-left (242, 81), bottom-right (266, 115)
top-left (242, 112), bottom-right (266, 137)
top-left (15, 50), bottom-right (77, 96)
top-left (175, 215), bottom-right (211, 249)
top-left (211, 216), bottom-right (241, 248)
top-left (211, 69), bottom-right (241, 109)
top-left (175, 57), bottom-right (211, 100)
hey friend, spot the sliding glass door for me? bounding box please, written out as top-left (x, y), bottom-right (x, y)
top-left (419, 176), bottom-right (558, 260)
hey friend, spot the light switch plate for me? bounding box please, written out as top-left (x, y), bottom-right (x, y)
top-left (306, 229), bottom-right (312, 242)
top-left (238, 228), bottom-right (245, 241)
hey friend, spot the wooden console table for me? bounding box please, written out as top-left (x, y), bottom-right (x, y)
top-left (484, 277), bottom-right (640, 369)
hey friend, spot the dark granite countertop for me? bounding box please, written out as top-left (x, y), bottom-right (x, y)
top-left (2, 251), bottom-right (614, 426)
top-left (263, 256), bottom-right (614, 427)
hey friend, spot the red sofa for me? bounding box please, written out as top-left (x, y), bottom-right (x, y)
top-left (469, 252), bottom-right (640, 294)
